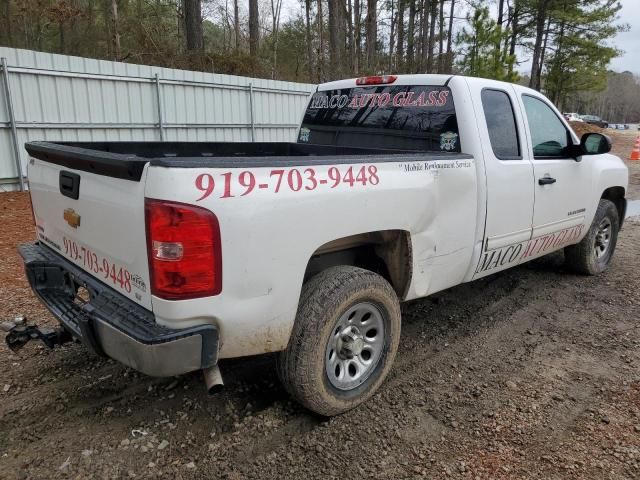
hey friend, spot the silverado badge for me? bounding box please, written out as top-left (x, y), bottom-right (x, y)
top-left (63, 208), bottom-right (81, 228)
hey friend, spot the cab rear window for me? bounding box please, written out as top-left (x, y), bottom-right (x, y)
top-left (299, 85), bottom-right (460, 152)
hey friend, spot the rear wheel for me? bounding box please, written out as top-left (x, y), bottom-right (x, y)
top-left (565, 199), bottom-right (619, 275)
top-left (277, 266), bottom-right (401, 416)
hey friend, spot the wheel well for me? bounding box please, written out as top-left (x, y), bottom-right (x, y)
top-left (601, 187), bottom-right (626, 224)
top-left (304, 230), bottom-right (413, 299)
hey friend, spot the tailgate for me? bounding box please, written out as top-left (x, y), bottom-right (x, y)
top-left (26, 144), bottom-right (152, 310)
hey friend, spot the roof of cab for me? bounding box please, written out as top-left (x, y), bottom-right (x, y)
top-left (317, 74), bottom-right (547, 98)
top-left (317, 74), bottom-right (454, 91)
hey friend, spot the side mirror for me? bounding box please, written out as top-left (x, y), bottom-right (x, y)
top-left (580, 132), bottom-right (611, 155)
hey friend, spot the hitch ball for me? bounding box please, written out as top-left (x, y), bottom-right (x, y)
top-left (1, 316), bottom-right (25, 333)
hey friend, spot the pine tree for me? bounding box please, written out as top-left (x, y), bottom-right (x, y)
top-left (543, 0), bottom-right (625, 107)
top-left (456, 7), bottom-right (519, 82)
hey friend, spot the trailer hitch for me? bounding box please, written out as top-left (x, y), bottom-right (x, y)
top-left (1, 316), bottom-right (72, 352)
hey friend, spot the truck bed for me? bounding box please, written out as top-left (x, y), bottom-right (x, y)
top-left (25, 141), bottom-right (472, 180)
top-left (24, 137), bottom-right (478, 362)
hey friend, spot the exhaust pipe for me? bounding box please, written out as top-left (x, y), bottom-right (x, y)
top-left (203, 365), bottom-right (224, 394)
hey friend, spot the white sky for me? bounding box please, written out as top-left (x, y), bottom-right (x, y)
top-left (610, 0), bottom-right (640, 74)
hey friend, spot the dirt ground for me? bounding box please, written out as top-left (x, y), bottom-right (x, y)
top-left (0, 132), bottom-right (639, 480)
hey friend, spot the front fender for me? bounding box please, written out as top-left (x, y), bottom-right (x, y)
top-left (591, 153), bottom-right (628, 226)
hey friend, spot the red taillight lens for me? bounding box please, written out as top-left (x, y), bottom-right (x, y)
top-left (355, 75), bottom-right (398, 86)
top-left (145, 199), bottom-right (222, 300)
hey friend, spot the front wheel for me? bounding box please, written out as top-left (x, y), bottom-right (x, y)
top-left (277, 266), bottom-right (401, 416)
top-left (565, 199), bottom-right (620, 275)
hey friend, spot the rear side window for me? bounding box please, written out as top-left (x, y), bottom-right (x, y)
top-left (299, 85), bottom-right (460, 152)
top-left (481, 89), bottom-right (521, 160)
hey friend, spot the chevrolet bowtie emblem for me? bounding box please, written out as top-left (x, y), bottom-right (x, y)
top-left (63, 208), bottom-right (81, 228)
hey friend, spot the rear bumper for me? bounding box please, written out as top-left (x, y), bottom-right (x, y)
top-left (18, 242), bottom-right (218, 377)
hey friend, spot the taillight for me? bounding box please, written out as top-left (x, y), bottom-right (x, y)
top-left (355, 75), bottom-right (398, 86)
top-left (145, 199), bottom-right (222, 300)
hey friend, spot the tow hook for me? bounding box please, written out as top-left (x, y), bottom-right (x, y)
top-left (1, 316), bottom-right (72, 352)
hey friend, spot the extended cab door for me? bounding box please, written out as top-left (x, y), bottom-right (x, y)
top-left (517, 90), bottom-right (592, 251)
top-left (466, 80), bottom-right (535, 278)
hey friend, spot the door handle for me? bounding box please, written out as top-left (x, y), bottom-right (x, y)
top-left (538, 176), bottom-right (556, 186)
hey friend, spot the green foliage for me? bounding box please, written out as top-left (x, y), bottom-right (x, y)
top-left (0, 0), bottom-right (188, 66)
top-left (543, 0), bottom-right (625, 106)
top-left (265, 19), bottom-right (309, 81)
top-left (545, 36), bottom-right (618, 105)
top-left (456, 7), bottom-right (519, 82)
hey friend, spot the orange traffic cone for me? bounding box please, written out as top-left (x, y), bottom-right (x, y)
top-left (631, 135), bottom-right (640, 161)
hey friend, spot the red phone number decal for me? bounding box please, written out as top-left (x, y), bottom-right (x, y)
top-left (63, 236), bottom-right (132, 293)
top-left (195, 165), bottom-right (379, 201)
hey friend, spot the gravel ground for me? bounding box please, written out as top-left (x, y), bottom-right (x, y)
top-left (0, 134), bottom-right (639, 480)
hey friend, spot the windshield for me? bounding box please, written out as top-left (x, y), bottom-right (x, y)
top-left (299, 85), bottom-right (460, 152)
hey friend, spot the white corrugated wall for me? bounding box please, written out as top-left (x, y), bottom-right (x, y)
top-left (0, 47), bottom-right (316, 190)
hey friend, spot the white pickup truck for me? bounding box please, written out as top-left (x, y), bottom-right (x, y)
top-left (9, 74), bottom-right (628, 416)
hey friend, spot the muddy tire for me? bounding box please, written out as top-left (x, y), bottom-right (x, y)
top-left (277, 266), bottom-right (401, 416)
top-left (565, 199), bottom-right (619, 275)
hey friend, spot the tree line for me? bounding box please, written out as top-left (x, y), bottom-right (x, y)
top-left (0, 0), bottom-right (637, 121)
top-left (565, 71), bottom-right (640, 124)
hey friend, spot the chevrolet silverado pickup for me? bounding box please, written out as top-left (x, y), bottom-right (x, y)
top-left (8, 74), bottom-right (628, 416)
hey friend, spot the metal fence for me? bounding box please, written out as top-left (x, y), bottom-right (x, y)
top-left (0, 47), bottom-right (316, 191)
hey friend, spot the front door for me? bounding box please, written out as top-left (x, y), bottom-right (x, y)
top-left (518, 93), bottom-right (592, 259)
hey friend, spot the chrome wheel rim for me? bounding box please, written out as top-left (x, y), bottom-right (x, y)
top-left (325, 302), bottom-right (385, 391)
top-left (594, 217), bottom-right (612, 259)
